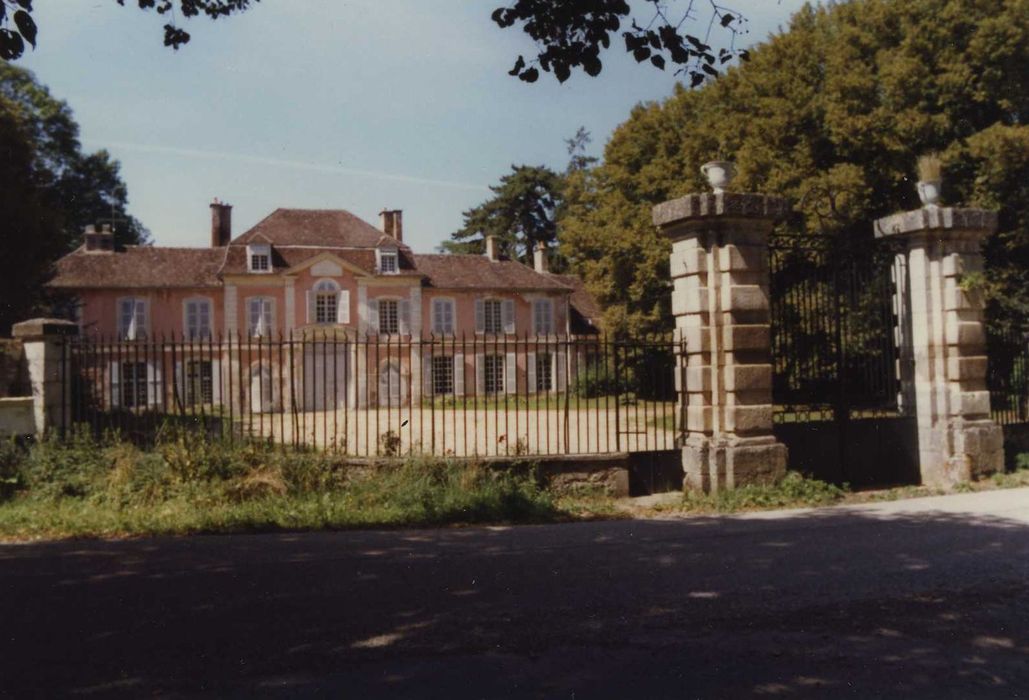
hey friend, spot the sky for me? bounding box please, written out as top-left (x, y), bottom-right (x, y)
top-left (18, 0), bottom-right (808, 252)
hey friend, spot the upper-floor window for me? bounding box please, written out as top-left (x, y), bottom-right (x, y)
top-left (378, 299), bottom-right (399, 335)
top-left (432, 298), bottom-right (455, 334)
top-left (247, 244), bottom-right (272, 273)
top-left (533, 298), bottom-right (554, 335)
top-left (378, 249), bottom-right (398, 274)
top-left (314, 279), bottom-right (339, 325)
top-left (247, 297), bottom-right (274, 337)
top-left (483, 299), bottom-right (503, 334)
top-left (184, 298), bottom-right (212, 340)
top-left (118, 297), bottom-right (148, 340)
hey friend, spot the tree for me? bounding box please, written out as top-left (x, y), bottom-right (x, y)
top-left (559, 0), bottom-right (1029, 334)
top-left (0, 62), bottom-right (149, 331)
top-left (442, 165), bottom-right (563, 266)
top-left (2, 0), bottom-right (743, 85)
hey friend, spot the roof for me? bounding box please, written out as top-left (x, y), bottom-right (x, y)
top-left (50, 246), bottom-right (224, 289)
top-left (413, 254), bottom-right (573, 291)
top-left (231, 208), bottom-right (403, 248)
top-left (553, 274), bottom-right (602, 333)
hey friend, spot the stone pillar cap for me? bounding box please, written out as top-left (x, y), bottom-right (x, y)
top-left (12, 318), bottom-right (79, 340)
top-left (653, 192), bottom-right (790, 231)
top-left (874, 206), bottom-right (998, 239)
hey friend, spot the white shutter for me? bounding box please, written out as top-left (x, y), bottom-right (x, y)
top-left (119, 299), bottom-right (133, 339)
top-left (199, 301), bottom-right (211, 338)
top-left (174, 361), bottom-right (186, 411)
top-left (505, 352), bottom-right (516, 394)
top-left (338, 290), bottom-right (350, 324)
top-left (527, 352), bottom-right (537, 394)
top-left (453, 353), bottom-right (465, 396)
top-left (431, 299), bottom-right (441, 334)
top-left (476, 353), bottom-right (485, 395)
top-left (423, 355), bottom-right (433, 397)
top-left (136, 300), bottom-right (148, 339)
top-left (186, 301), bottom-right (197, 339)
top-left (211, 359), bottom-right (223, 405)
top-left (306, 290), bottom-right (312, 324)
top-left (399, 300), bottom-right (411, 335)
top-left (147, 362), bottom-right (162, 407)
top-left (503, 299), bottom-right (515, 334)
top-left (368, 299), bottom-right (379, 334)
top-left (475, 299), bottom-right (484, 334)
top-left (109, 361), bottom-right (121, 408)
top-left (556, 350), bottom-right (567, 391)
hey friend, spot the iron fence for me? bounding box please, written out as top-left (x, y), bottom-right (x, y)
top-left (64, 332), bottom-right (684, 457)
top-left (987, 324), bottom-right (1029, 426)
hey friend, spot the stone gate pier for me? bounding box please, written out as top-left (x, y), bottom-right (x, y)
top-left (876, 206), bottom-right (1004, 487)
top-left (653, 192), bottom-right (789, 492)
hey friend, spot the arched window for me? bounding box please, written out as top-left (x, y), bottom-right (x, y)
top-left (314, 279), bottom-right (339, 324)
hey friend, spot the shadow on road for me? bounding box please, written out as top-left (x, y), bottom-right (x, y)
top-left (2, 504), bottom-right (1028, 698)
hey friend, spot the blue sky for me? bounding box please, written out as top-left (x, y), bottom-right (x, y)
top-left (19, 1), bottom-right (807, 252)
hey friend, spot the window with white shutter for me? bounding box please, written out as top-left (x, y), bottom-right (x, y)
top-left (184, 298), bottom-right (212, 340)
top-left (313, 280), bottom-right (339, 324)
top-left (118, 298), bottom-right (148, 340)
top-left (247, 297), bottom-right (274, 337)
top-left (533, 298), bottom-right (553, 335)
top-left (432, 298), bottom-right (455, 334)
top-left (483, 299), bottom-right (503, 334)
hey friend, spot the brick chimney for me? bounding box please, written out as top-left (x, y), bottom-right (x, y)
top-left (379, 209), bottom-right (403, 242)
top-left (210, 199), bottom-right (232, 247)
top-left (485, 235), bottom-right (500, 262)
top-left (83, 224), bottom-right (114, 253)
top-left (533, 242), bottom-right (549, 273)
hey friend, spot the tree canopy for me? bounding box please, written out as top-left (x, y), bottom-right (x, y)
top-left (0, 62), bottom-right (148, 331)
top-left (559, 0), bottom-right (1029, 334)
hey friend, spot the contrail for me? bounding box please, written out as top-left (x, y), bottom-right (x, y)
top-left (84, 139), bottom-right (490, 192)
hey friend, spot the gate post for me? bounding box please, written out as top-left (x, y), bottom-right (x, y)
top-left (876, 207), bottom-right (1003, 487)
top-left (11, 318), bottom-right (78, 437)
top-left (653, 188), bottom-right (789, 492)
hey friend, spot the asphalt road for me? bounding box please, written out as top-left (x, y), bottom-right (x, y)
top-left (2, 488), bottom-right (1029, 699)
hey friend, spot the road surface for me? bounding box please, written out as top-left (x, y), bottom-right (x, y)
top-left (2, 488), bottom-right (1028, 698)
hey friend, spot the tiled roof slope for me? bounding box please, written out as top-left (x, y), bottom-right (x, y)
top-left (230, 208), bottom-right (398, 248)
top-left (50, 246), bottom-right (224, 289)
top-left (413, 254), bottom-right (572, 291)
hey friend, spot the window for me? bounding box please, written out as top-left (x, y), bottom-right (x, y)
top-left (431, 355), bottom-right (454, 395)
top-left (432, 298), bottom-right (454, 334)
top-left (378, 299), bottom-right (399, 334)
top-left (186, 360), bottom-right (213, 405)
top-left (121, 362), bottom-right (148, 408)
top-left (379, 250), bottom-right (398, 274)
top-left (248, 297), bottom-right (274, 337)
top-left (247, 244), bottom-right (272, 273)
top-left (314, 280), bottom-right (338, 324)
top-left (484, 354), bottom-right (505, 394)
top-left (483, 299), bottom-right (503, 334)
top-left (118, 298), bottom-right (147, 340)
top-left (184, 298), bottom-right (212, 340)
top-left (536, 353), bottom-right (553, 392)
top-left (533, 298), bottom-right (554, 335)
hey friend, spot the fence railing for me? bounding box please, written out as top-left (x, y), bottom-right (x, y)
top-left (65, 332), bottom-right (685, 457)
top-left (987, 324), bottom-right (1029, 426)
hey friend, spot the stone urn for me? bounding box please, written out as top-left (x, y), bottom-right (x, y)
top-left (916, 179), bottom-right (942, 208)
top-left (700, 160), bottom-right (736, 194)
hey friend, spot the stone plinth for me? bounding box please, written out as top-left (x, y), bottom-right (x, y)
top-left (653, 192), bottom-right (789, 492)
top-left (11, 318), bottom-right (78, 437)
top-left (876, 207), bottom-right (1003, 487)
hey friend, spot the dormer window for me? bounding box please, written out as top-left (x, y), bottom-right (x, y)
top-left (377, 248), bottom-right (398, 275)
top-left (247, 244), bottom-right (272, 273)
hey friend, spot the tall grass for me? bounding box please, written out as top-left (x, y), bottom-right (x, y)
top-left (0, 427), bottom-right (562, 540)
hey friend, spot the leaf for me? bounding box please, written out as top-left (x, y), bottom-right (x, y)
top-left (701, 62), bottom-right (718, 76)
top-left (632, 46), bottom-right (651, 63)
top-left (738, 49), bottom-right (750, 62)
top-left (519, 67), bottom-right (539, 83)
top-left (689, 71), bottom-right (705, 88)
top-left (720, 13), bottom-right (735, 27)
top-left (0, 29), bottom-right (25, 60)
top-left (554, 62), bottom-right (571, 83)
top-left (16, 0), bottom-right (32, 9)
top-left (14, 10), bottom-right (36, 47)
top-left (508, 55), bottom-right (526, 77)
top-left (650, 54), bottom-right (665, 70)
top-left (583, 55), bottom-right (602, 77)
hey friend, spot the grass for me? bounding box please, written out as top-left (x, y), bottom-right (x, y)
top-left (0, 428), bottom-right (613, 541)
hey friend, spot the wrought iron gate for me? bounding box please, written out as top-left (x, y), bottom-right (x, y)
top-left (769, 215), bottom-right (918, 486)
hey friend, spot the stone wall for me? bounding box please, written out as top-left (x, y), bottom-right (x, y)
top-left (0, 339), bottom-right (28, 398)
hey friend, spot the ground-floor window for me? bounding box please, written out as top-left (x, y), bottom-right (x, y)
top-left (484, 354), bottom-right (504, 394)
top-left (186, 360), bottom-right (213, 405)
top-left (431, 355), bottom-right (454, 395)
top-left (121, 362), bottom-right (148, 408)
top-left (536, 353), bottom-right (553, 392)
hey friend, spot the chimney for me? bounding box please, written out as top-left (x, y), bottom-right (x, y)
top-left (379, 209), bottom-right (403, 242)
top-left (83, 224), bottom-right (114, 253)
top-left (485, 235), bottom-right (500, 262)
top-left (210, 199), bottom-right (232, 247)
top-left (533, 242), bottom-right (549, 273)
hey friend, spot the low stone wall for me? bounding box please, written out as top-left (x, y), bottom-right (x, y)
top-left (0, 397), bottom-right (34, 437)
